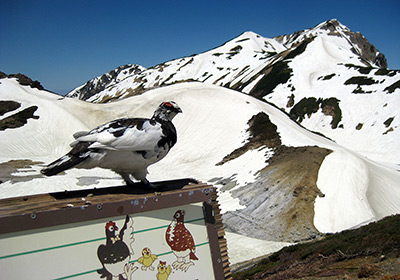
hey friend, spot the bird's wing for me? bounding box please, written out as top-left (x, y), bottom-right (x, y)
top-left (74, 118), bottom-right (164, 151)
top-left (181, 227), bottom-right (196, 250)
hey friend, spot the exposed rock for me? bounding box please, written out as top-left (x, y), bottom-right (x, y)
top-left (347, 32), bottom-right (388, 68)
top-left (0, 72), bottom-right (45, 91)
top-left (224, 145), bottom-right (331, 243)
top-left (320, 19), bottom-right (387, 68)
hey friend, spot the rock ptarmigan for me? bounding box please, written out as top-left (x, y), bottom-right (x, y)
top-left (165, 209), bottom-right (198, 271)
top-left (41, 101), bottom-right (182, 187)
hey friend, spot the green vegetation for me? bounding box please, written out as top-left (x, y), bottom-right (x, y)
top-left (344, 76), bottom-right (377, 86)
top-left (233, 215), bottom-right (400, 280)
top-left (0, 106), bottom-right (39, 131)
top-left (289, 97), bottom-right (320, 122)
top-left (285, 37), bottom-right (314, 60)
top-left (0, 100), bottom-right (21, 116)
top-left (319, 73), bottom-right (336, 80)
top-left (236, 38), bottom-right (250, 43)
top-left (343, 64), bottom-right (373, 74)
top-left (384, 80), bottom-right (400, 93)
top-left (249, 37), bottom-right (315, 98)
top-left (321, 97), bottom-right (342, 128)
top-left (227, 45), bottom-right (243, 59)
top-left (289, 97), bottom-right (342, 128)
top-left (375, 69), bottom-right (398, 77)
top-left (250, 61), bottom-right (292, 98)
top-left (384, 117), bottom-right (394, 127)
top-left (217, 112), bottom-right (281, 165)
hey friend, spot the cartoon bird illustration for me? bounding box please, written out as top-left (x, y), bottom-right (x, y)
top-left (156, 261), bottom-right (172, 280)
top-left (165, 209), bottom-right (198, 272)
top-left (41, 101), bottom-right (182, 188)
top-left (137, 247), bottom-right (158, 271)
top-left (97, 215), bottom-right (137, 280)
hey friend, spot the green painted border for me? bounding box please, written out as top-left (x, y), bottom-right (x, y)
top-left (0, 217), bottom-right (205, 260)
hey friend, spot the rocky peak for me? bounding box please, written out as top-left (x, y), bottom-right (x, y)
top-left (347, 32), bottom-right (387, 68)
top-left (274, 19), bottom-right (387, 69)
top-left (316, 19), bottom-right (387, 68)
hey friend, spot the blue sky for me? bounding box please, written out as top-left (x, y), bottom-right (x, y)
top-left (1, 0), bottom-right (399, 94)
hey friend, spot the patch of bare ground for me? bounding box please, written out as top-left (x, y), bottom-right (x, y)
top-left (262, 145), bottom-right (330, 241)
top-left (218, 111), bottom-right (331, 242)
top-left (0, 160), bottom-right (44, 184)
top-left (223, 145), bottom-right (330, 242)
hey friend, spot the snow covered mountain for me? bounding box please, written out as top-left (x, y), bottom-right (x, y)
top-left (67, 19), bottom-right (400, 165)
top-left (1, 77), bottom-right (400, 264)
top-left (1, 19), bottom-right (400, 265)
top-left (68, 19), bottom-right (388, 103)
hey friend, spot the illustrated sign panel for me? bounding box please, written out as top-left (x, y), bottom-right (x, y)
top-left (0, 202), bottom-right (215, 280)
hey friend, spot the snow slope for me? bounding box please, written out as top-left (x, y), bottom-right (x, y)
top-left (266, 35), bottom-right (400, 164)
top-left (1, 79), bottom-right (400, 263)
top-left (66, 19), bottom-right (399, 168)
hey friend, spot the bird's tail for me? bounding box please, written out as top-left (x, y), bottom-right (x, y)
top-left (41, 153), bottom-right (89, 176)
top-left (189, 251), bottom-right (198, 261)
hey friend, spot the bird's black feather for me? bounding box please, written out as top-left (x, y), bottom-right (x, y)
top-left (41, 142), bottom-right (93, 176)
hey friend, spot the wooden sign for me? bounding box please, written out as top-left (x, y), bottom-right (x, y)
top-left (0, 179), bottom-right (232, 280)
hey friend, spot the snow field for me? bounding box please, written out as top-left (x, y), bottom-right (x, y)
top-left (1, 80), bottom-right (400, 264)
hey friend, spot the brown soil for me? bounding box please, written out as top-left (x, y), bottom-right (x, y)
top-left (0, 160), bottom-right (44, 184)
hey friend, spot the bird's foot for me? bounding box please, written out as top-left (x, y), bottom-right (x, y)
top-left (140, 179), bottom-right (158, 190)
top-left (149, 265), bottom-right (155, 271)
top-left (124, 263), bottom-right (138, 280)
top-left (172, 260), bottom-right (182, 270)
top-left (181, 261), bottom-right (194, 272)
top-left (172, 260), bottom-right (194, 271)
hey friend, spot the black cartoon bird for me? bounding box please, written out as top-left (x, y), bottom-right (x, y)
top-left (97, 215), bottom-right (137, 280)
top-left (165, 210), bottom-right (198, 272)
top-left (41, 101), bottom-right (182, 187)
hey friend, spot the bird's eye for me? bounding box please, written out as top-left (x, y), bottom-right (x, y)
top-left (108, 226), bottom-right (114, 231)
top-left (175, 213), bottom-right (180, 218)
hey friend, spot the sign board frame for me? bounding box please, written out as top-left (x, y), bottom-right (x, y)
top-left (0, 179), bottom-right (231, 280)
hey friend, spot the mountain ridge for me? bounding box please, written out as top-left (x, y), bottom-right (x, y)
top-left (66, 19), bottom-right (388, 103)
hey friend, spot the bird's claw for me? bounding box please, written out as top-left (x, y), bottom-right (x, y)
top-left (124, 263), bottom-right (138, 280)
top-left (172, 261), bottom-right (194, 272)
top-left (141, 180), bottom-right (158, 190)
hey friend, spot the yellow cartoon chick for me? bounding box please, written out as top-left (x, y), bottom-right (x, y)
top-left (137, 247), bottom-right (158, 271)
top-left (156, 261), bottom-right (172, 280)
